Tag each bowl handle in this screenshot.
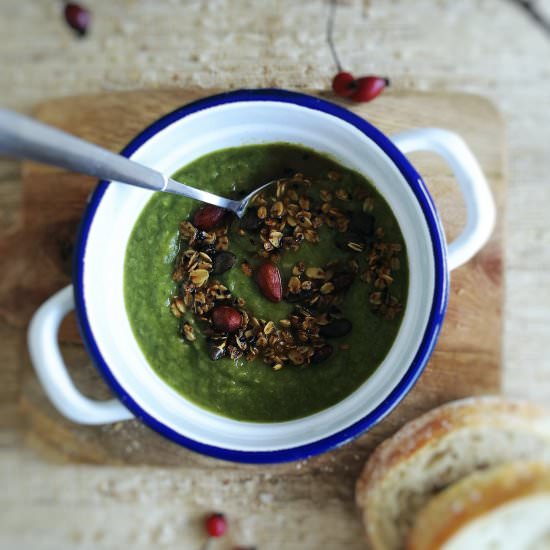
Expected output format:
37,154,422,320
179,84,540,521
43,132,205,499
391,128,496,271
27,285,133,424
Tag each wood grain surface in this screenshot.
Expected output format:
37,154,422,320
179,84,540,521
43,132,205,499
2,88,504,472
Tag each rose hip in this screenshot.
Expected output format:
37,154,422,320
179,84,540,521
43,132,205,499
205,512,227,537
332,71,356,97
332,71,390,103
64,2,91,36
349,76,390,103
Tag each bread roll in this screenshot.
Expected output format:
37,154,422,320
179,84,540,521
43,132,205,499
407,461,550,550
356,397,550,550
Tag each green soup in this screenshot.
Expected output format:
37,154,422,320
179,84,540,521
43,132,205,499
124,143,408,422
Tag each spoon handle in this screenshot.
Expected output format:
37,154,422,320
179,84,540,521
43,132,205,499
0,108,167,192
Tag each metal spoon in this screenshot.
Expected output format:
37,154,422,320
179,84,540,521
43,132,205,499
0,108,275,218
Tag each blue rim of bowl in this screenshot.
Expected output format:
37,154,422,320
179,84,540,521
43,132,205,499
73,88,449,464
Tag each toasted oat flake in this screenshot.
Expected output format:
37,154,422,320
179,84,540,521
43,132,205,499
174,297,186,313
182,323,196,342
288,350,305,365
269,230,283,248
320,189,332,202
241,261,252,277
305,267,325,279
179,221,196,239
170,301,183,318
298,196,310,210
315,313,330,325
363,197,375,212
216,235,229,251
336,219,349,233
286,215,298,227
304,229,318,243
347,242,365,253
236,335,248,351
349,259,360,273
288,276,301,294
320,282,335,295
251,317,260,328
203,232,217,245
335,188,349,201
190,268,209,287
284,188,297,202
271,201,285,218
292,262,305,275
172,267,185,282
297,214,312,228
370,292,383,305
186,251,198,266
373,272,389,289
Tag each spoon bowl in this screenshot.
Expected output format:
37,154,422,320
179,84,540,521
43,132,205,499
163,175,279,218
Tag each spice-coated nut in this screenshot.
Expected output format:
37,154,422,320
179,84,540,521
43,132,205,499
211,305,242,333
254,262,283,302
193,204,228,230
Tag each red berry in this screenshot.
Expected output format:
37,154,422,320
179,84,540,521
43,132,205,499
349,76,390,103
205,512,227,537
211,305,242,333
332,72,356,97
193,204,228,230
64,3,91,36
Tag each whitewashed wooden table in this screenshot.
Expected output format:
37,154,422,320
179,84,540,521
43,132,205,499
1,1,550,548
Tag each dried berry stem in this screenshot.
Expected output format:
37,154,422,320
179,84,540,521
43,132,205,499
327,0,343,72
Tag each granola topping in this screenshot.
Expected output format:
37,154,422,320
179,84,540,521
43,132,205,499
170,172,404,370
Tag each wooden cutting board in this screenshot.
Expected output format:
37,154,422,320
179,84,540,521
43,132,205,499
2,89,504,473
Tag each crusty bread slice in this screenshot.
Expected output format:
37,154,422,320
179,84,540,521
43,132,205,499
407,461,550,550
356,396,550,550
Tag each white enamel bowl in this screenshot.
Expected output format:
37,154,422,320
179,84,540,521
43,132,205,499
28,90,495,463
